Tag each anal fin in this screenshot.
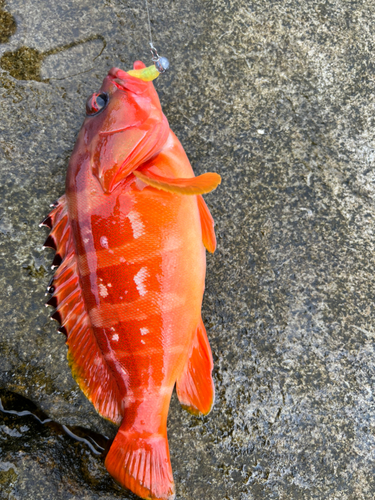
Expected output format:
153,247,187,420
43,196,123,425
176,318,215,416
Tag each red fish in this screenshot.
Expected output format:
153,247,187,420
42,61,221,500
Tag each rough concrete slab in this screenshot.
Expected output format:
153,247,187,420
1,0,375,498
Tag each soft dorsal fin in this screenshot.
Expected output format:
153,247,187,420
134,169,221,195
197,194,216,253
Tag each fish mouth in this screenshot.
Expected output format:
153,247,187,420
110,63,163,83
108,67,131,79
108,67,129,81
107,67,149,95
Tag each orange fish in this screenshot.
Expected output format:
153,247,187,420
42,61,221,500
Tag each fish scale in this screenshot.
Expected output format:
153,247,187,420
73,183,204,402
42,61,221,500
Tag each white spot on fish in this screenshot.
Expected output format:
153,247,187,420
123,392,136,408
141,340,145,344
160,293,186,312
98,284,108,297
93,355,101,366
119,256,126,263
134,267,148,296
140,327,149,336
163,235,181,252
112,333,119,341
107,283,112,287
135,177,147,191
100,236,109,248
127,211,144,239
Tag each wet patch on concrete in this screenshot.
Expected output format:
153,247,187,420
0,36,105,82
0,389,131,499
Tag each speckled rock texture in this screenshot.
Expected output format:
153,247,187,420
1,0,375,498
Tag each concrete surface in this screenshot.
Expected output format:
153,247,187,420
1,0,375,498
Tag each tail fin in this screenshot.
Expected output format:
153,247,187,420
105,427,175,500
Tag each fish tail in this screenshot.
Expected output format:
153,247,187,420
105,425,175,500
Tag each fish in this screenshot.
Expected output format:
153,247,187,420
41,60,221,500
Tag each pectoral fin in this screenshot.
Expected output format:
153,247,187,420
134,169,221,195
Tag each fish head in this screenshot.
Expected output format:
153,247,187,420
72,61,170,193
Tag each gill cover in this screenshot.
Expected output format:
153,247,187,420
69,61,169,193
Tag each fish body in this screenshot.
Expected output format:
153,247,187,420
43,61,220,500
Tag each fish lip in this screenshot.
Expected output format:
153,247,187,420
103,68,129,92
108,67,134,83
110,77,128,91
107,67,148,94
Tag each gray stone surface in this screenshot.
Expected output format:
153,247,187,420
1,0,375,498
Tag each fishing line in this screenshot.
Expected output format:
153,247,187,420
143,0,170,73
145,0,154,50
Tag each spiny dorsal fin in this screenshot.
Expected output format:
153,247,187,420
43,196,123,425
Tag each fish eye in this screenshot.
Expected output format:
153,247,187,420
86,92,109,116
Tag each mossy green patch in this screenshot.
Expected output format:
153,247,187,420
0,1,16,44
